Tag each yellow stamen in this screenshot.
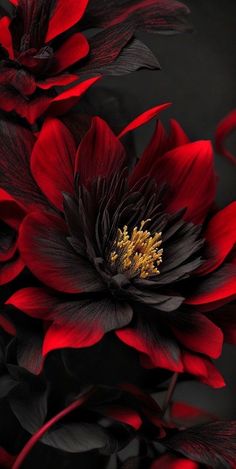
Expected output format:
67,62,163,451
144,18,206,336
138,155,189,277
109,219,163,279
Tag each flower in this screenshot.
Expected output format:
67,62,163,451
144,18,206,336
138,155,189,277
1,104,235,387
0,0,191,124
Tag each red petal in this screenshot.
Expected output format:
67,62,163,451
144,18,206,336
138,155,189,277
0,189,25,230
0,255,24,285
0,237,17,263
103,406,142,430
0,86,52,124
152,140,216,224
46,76,100,118
121,383,163,430
31,118,76,210
0,17,13,59
168,119,190,147
6,287,58,319
116,327,183,373
129,117,190,186
36,74,78,89
215,109,236,165
182,352,225,388
45,0,88,42
209,304,236,345
0,77,99,124
43,320,103,356
151,455,198,469
0,68,36,96
51,33,89,74
172,313,223,359
19,211,104,294
186,262,236,308
76,116,126,186
170,401,215,427
197,202,236,275
129,120,169,186
0,315,16,336
118,103,171,138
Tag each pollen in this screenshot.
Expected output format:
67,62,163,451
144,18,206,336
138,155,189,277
109,219,163,279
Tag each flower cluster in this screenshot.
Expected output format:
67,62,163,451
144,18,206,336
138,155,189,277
0,1,235,468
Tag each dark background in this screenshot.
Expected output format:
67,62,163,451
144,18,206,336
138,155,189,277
88,0,236,419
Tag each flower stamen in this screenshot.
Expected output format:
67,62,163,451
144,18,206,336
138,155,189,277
110,220,163,279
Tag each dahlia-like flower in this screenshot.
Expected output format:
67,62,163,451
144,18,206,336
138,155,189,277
0,104,235,387
0,0,190,124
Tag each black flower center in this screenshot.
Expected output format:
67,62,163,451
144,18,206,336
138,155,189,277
108,219,163,279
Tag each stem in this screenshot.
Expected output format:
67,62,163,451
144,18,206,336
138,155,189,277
162,372,178,415
13,392,93,469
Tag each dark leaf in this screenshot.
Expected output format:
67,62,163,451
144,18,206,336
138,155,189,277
165,421,236,467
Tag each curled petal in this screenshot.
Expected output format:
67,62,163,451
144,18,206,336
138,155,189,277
198,202,236,275
151,140,216,224
51,33,89,74
186,262,236,309
116,317,183,373
0,16,13,58
76,116,126,186
45,0,89,42
31,118,76,210
215,109,236,165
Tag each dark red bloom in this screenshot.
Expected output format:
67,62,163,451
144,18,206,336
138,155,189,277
0,0,191,124
1,105,235,387
0,188,25,285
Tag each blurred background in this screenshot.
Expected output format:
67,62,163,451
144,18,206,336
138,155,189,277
83,0,236,419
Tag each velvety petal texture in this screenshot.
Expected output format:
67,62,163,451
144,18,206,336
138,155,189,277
1,107,235,391
31,118,77,210
19,211,105,293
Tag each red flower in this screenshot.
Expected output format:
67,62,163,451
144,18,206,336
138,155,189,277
1,105,235,387
0,188,25,285
0,0,191,124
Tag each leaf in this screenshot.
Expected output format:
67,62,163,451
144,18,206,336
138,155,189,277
41,422,110,453
165,421,236,467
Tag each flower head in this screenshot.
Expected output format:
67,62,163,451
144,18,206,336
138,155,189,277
0,0,191,123
0,104,235,387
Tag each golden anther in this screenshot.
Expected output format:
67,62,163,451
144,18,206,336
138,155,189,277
109,220,163,279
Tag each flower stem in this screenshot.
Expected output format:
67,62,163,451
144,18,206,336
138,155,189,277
12,392,92,469
162,372,178,415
